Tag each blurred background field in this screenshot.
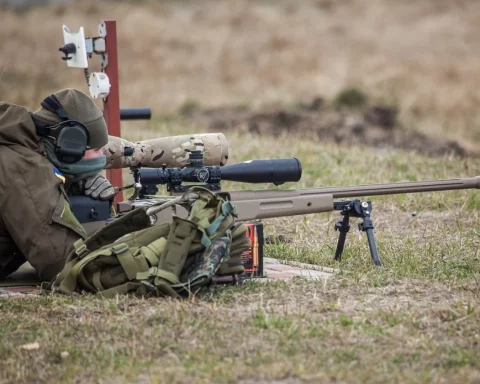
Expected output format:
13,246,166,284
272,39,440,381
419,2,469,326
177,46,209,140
1,0,480,152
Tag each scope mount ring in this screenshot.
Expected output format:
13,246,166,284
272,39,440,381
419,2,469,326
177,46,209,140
195,168,210,183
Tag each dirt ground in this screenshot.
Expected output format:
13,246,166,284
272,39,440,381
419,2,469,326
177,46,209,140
183,97,478,158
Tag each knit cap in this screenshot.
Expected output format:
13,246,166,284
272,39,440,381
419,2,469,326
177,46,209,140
33,88,108,148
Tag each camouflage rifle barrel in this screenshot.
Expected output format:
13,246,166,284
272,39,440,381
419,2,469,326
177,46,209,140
102,133,229,169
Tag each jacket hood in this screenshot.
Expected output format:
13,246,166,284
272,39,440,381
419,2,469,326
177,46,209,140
0,102,43,153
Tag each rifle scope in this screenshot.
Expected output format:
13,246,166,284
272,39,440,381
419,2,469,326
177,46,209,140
136,157,302,186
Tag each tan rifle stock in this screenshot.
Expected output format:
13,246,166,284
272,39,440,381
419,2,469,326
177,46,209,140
223,176,479,265
226,176,480,221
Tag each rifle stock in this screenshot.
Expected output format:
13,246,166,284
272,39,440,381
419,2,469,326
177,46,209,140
228,176,480,200
224,176,479,221
229,194,335,221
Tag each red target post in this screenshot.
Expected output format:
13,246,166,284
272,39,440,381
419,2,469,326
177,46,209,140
101,20,123,203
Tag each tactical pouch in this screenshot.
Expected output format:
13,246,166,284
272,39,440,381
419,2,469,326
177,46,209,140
45,187,251,299
173,235,231,294
217,222,251,276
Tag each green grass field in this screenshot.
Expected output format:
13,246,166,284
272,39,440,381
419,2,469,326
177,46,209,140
1,120,478,383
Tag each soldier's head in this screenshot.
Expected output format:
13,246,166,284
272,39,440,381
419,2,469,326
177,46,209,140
32,88,108,164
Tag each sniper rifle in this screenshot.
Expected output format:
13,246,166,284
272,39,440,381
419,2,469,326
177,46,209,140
70,151,479,267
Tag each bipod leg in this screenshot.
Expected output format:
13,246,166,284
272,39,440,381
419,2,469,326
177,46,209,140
334,209,351,262
357,202,382,266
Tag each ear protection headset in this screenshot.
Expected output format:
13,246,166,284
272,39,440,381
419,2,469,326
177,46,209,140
34,94,90,164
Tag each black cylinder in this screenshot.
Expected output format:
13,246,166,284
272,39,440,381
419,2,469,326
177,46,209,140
136,157,302,186
59,43,76,55
137,168,170,185
120,108,152,120
220,158,302,184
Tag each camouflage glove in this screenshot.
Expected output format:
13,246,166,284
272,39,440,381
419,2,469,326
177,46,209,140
84,175,116,200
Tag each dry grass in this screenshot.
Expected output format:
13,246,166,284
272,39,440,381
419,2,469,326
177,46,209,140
2,119,479,383
1,283,479,383
1,0,480,146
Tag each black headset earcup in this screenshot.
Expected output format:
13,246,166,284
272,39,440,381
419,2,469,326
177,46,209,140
37,95,90,163
55,124,89,164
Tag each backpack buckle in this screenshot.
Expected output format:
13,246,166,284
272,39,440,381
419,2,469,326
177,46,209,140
136,267,158,281
73,239,89,258
111,243,129,255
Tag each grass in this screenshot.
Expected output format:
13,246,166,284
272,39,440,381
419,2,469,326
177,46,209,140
1,1,480,382
1,119,479,383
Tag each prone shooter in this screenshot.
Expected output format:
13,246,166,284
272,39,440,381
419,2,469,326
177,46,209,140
0,88,249,293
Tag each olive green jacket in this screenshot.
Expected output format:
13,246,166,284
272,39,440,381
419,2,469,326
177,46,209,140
0,102,86,281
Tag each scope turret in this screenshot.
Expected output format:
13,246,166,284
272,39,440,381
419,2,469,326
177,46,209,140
135,157,302,193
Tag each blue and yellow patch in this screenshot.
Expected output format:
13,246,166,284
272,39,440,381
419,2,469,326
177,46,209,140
53,167,66,184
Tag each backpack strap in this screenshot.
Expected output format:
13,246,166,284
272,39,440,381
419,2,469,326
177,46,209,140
154,217,198,286
53,249,113,294
68,207,152,261
97,282,146,298
197,200,236,249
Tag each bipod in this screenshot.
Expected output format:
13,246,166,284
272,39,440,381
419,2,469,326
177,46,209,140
333,200,382,266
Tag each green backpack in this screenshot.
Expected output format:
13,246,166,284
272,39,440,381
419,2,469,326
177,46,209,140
46,187,251,298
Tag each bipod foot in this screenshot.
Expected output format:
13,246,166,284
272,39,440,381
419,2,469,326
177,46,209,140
333,200,382,266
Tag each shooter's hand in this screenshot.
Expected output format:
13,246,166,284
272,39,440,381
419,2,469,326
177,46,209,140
84,175,117,200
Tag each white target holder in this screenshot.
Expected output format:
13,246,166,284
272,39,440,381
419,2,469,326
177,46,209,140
61,25,89,68
60,24,111,99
